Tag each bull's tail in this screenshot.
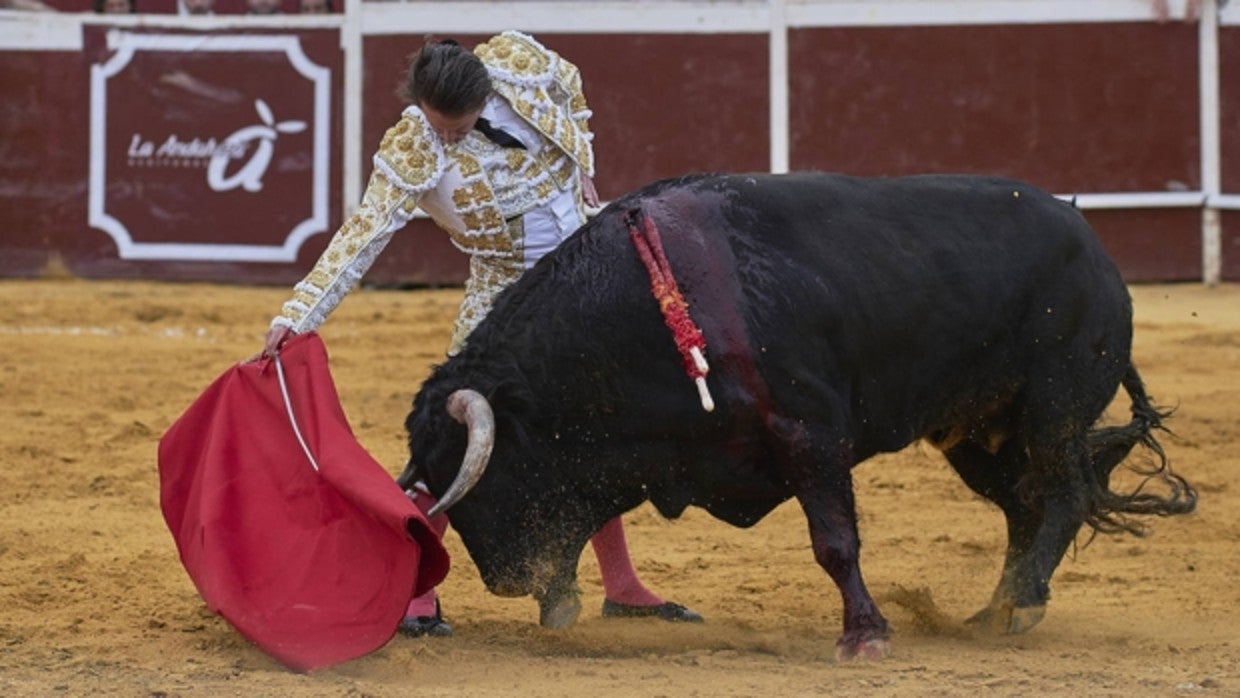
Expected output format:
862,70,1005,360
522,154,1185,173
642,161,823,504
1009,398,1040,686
1085,365,1197,536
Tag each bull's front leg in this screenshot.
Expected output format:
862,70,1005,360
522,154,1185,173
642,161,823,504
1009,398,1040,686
792,450,890,660
536,577,582,629
530,537,587,629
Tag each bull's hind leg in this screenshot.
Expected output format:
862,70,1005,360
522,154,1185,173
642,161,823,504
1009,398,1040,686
944,439,1046,633
945,431,1092,635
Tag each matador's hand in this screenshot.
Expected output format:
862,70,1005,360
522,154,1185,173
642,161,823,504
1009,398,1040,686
262,325,296,359
580,172,599,208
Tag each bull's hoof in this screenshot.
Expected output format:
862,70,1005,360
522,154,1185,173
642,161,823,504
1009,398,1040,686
834,637,891,662
966,603,1046,635
538,591,582,629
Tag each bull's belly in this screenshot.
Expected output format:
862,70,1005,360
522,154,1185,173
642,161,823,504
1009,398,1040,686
647,454,792,528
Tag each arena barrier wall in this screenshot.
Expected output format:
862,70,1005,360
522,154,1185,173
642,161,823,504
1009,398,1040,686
2,0,1238,285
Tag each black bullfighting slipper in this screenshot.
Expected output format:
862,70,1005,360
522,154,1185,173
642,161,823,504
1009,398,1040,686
397,601,454,638
601,599,705,623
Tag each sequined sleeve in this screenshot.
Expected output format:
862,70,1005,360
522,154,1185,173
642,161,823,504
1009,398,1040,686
271,109,445,333
555,54,594,148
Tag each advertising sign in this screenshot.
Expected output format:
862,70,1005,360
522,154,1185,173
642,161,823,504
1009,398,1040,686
89,31,330,262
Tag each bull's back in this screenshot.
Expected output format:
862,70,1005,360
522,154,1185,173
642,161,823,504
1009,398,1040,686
713,173,1107,295
649,173,1132,454
472,171,1130,448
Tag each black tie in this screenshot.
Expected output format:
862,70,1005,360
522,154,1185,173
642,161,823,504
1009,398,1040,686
474,116,526,150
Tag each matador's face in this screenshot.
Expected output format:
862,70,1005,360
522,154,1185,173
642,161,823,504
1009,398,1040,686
422,104,485,145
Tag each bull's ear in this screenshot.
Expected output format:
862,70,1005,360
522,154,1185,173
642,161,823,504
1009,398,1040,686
487,378,536,448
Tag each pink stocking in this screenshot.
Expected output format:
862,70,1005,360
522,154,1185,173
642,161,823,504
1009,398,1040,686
590,516,663,606
405,486,449,618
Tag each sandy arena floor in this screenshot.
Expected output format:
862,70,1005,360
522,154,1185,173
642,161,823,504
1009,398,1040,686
0,278,1236,697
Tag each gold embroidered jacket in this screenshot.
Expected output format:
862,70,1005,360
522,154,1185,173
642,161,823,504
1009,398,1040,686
272,31,595,351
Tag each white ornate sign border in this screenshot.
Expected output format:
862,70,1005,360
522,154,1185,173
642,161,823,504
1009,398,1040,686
89,32,330,262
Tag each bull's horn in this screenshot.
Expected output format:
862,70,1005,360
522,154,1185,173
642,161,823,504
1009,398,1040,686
427,389,495,518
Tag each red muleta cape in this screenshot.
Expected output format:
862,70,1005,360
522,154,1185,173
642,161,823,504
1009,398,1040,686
157,332,450,672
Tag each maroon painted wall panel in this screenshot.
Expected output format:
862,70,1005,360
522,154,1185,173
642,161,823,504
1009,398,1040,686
1223,211,1240,282
45,0,308,14
1,24,1230,285
1221,26,1240,193
547,33,770,198
0,52,87,278
790,24,1200,193
1220,24,1238,285
1084,208,1202,282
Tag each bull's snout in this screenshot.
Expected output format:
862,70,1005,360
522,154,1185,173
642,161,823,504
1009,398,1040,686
477,559,535,598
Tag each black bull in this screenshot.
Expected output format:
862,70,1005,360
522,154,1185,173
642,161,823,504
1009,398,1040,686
397,172,1196,658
